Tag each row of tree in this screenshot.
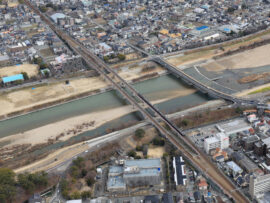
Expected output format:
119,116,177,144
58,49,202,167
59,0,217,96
0,168,48,203
60,157,94,200
103,53,126,63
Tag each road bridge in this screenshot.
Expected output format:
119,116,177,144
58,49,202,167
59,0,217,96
128,43,259,105
24,1,250,202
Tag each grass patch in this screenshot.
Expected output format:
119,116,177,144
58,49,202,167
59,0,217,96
248,86,270,95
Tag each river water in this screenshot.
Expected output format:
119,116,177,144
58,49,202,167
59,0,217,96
0,74,210,138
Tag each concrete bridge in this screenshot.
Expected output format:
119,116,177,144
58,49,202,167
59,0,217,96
128,42,259,105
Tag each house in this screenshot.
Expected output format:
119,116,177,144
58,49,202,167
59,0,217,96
197,177,208,190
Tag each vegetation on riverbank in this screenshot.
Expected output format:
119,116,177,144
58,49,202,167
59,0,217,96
248,86,270,95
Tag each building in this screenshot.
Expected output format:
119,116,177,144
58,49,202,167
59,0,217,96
231,151,259,173
262,137,270,149
162,193,173,203
173,156,187,187
197,177,208,190
28,194,42,203
204,132,229,154
218,120,250,136
243,135,260,151
107,158,162,191
123,159,162,187
226,161,243,178
66,200,82,203
107,175,126,192
266,153,270,166
254,141,265,156
50,13,66,23
0,55,10,66
250,174,270,199
1,74,24,84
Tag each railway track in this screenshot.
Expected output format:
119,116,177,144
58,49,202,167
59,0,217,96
24,1,250,202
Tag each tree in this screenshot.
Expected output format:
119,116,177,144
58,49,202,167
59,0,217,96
153,138,165,146
70,191,81,199
60,179,70,199
17,171,48,193
0,168,16,203
40,63,49,69
81,169,87,178
18,174,35,193
117,54,126,61
81,191,91,199
72,157,85,168
227,7,236,13
128,150,137,157
136,145,143,151
39,6,48,13
135,128,145,139
86,177,94,186
43,70,50,78
70,166,80,178
103,56,109,62
33,57,43,65
235,107,243,114
181,119,189,127
21,72,29,80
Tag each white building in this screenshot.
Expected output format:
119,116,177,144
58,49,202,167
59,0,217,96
226,161,243,177
204,132,229,154
250,174,270,199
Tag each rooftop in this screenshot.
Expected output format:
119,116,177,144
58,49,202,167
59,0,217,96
227,161,242,173
219,119,250,134
124,158,161,169
196,25,209,31
107,175,126,189
2,74,24,83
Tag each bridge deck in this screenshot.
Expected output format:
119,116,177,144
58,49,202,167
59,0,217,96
183,67,237,95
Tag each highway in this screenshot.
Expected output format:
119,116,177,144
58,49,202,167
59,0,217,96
24,0,250,202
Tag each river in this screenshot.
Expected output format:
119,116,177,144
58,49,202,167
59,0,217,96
0,74,210,138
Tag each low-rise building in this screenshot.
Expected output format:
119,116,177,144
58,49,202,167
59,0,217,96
204,132,229,154
107,158,162,191
173,156,187,188
226,161,243,178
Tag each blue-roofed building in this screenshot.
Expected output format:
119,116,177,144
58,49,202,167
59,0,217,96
190,25,211,36
173,156,187,187
196,25,209,31
2,74,24,84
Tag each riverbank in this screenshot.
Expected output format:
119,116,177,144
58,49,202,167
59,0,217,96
0,64,164,120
